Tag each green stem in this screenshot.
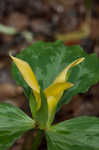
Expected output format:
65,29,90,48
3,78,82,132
31,129,43,150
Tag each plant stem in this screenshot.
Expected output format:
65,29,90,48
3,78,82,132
31,129,43,150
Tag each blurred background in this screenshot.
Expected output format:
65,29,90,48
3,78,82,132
0,0,99,149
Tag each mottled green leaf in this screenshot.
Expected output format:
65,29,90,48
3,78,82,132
46,117,99,150
0,103,35,150
11,41,99,111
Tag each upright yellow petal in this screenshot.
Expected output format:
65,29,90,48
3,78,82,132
44,82,73,114
47,96,57,124
54,57,85,84
44,57,85,124
44,82,73,99
44,57,84,112
44,82,73,112
10,56,40,93
45,82,73,125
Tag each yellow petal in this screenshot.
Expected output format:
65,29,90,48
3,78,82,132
46,82,73,125
10,56,40,93
47,96,57,113
44,82,73,113
44,82,73,108
44,82,73,99
47,96,57,124
54,57,85,84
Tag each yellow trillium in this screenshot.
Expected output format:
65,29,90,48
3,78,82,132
10,56,85,123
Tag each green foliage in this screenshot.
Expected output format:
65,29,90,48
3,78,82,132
11,41,99,111
1,41,99,150
46,117,99,150
0,103,35,150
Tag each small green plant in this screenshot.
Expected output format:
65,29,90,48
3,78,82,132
1,41,99,150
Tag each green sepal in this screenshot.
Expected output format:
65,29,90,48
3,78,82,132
46,116,99,150
29,91,37,119
0,102,35,150
36,89,48,129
